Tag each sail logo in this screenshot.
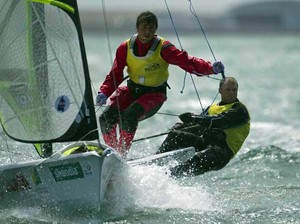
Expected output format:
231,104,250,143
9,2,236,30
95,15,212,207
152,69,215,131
55,95,70,112
49,162,84,182
17,94,30,107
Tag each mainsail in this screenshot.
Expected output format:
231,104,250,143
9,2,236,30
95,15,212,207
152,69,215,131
0,0,98,143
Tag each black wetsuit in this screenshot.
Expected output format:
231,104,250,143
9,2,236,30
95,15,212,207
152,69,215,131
156,100,250,177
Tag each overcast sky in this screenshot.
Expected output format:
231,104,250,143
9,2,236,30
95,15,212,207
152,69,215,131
78,0,261,15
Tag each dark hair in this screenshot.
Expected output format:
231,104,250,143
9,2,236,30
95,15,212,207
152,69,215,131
136,11,158,29
219,77,238,88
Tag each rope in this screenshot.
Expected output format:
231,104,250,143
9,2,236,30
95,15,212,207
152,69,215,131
157,112,178,117
187,0,225,79
187,0,216,61
165,0,226,112
164,0,205,112
164,0,188,93
133,123,206,142
164,0,183,50
101,0,114,69
100,0,124,146
133,131,170,142
186,0,226,107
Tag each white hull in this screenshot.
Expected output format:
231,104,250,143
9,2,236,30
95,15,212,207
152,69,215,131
0,143,194,210
0,142,126,210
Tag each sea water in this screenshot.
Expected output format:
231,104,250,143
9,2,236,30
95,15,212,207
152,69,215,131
1,33,300,223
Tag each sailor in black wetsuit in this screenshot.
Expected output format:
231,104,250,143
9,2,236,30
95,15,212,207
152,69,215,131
156,77,251,177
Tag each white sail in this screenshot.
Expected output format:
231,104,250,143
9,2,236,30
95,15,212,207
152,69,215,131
0,0,98,143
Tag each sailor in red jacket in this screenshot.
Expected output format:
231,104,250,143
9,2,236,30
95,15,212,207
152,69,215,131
96,11,224,156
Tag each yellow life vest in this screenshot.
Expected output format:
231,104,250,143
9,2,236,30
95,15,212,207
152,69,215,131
208,102,250,155
126,35,169,87
62,144,104,156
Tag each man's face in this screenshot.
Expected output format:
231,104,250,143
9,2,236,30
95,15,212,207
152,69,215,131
137,22,156,44
219,80,238,104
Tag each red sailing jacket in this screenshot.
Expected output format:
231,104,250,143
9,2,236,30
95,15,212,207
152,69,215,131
99,35,214,97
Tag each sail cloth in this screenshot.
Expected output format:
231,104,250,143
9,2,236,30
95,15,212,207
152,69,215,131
0,0,98,143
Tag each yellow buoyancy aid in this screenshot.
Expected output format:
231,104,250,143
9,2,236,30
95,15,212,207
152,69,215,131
126,35,169,87
208,102,250,155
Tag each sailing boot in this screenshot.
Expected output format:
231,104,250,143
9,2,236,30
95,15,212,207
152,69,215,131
102,126,118,149
117,130,135,156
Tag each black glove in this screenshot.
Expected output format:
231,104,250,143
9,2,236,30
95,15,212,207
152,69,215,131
192,115,211,128
178,112,194,124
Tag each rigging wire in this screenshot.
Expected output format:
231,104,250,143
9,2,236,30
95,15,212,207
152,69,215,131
100,0,124,137
157,112,178,117
187,0,225,79
159,0,224,117
186,0,226,110
101,0,114,72
164,0,183,50
164,0,205,112
164,0,188,94
187,0,217,62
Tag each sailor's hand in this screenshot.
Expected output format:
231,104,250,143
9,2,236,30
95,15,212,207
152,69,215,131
212,61,225,74
178,112,194,124
193,115,211,128
171,122,185,130
96,92,107,106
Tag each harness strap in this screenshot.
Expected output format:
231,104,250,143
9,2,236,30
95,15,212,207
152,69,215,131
129,35,162,57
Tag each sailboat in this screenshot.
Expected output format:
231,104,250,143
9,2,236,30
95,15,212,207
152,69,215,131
0,0,130,210
0,0,195,210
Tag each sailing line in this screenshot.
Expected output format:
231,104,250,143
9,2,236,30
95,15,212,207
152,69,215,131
100,0,124,135
187,0,225,79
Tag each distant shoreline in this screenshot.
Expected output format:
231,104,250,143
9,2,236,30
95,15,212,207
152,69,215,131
79,1,300,33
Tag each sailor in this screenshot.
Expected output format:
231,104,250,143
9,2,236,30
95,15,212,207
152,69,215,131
96,11,224,156
156,77,250,177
